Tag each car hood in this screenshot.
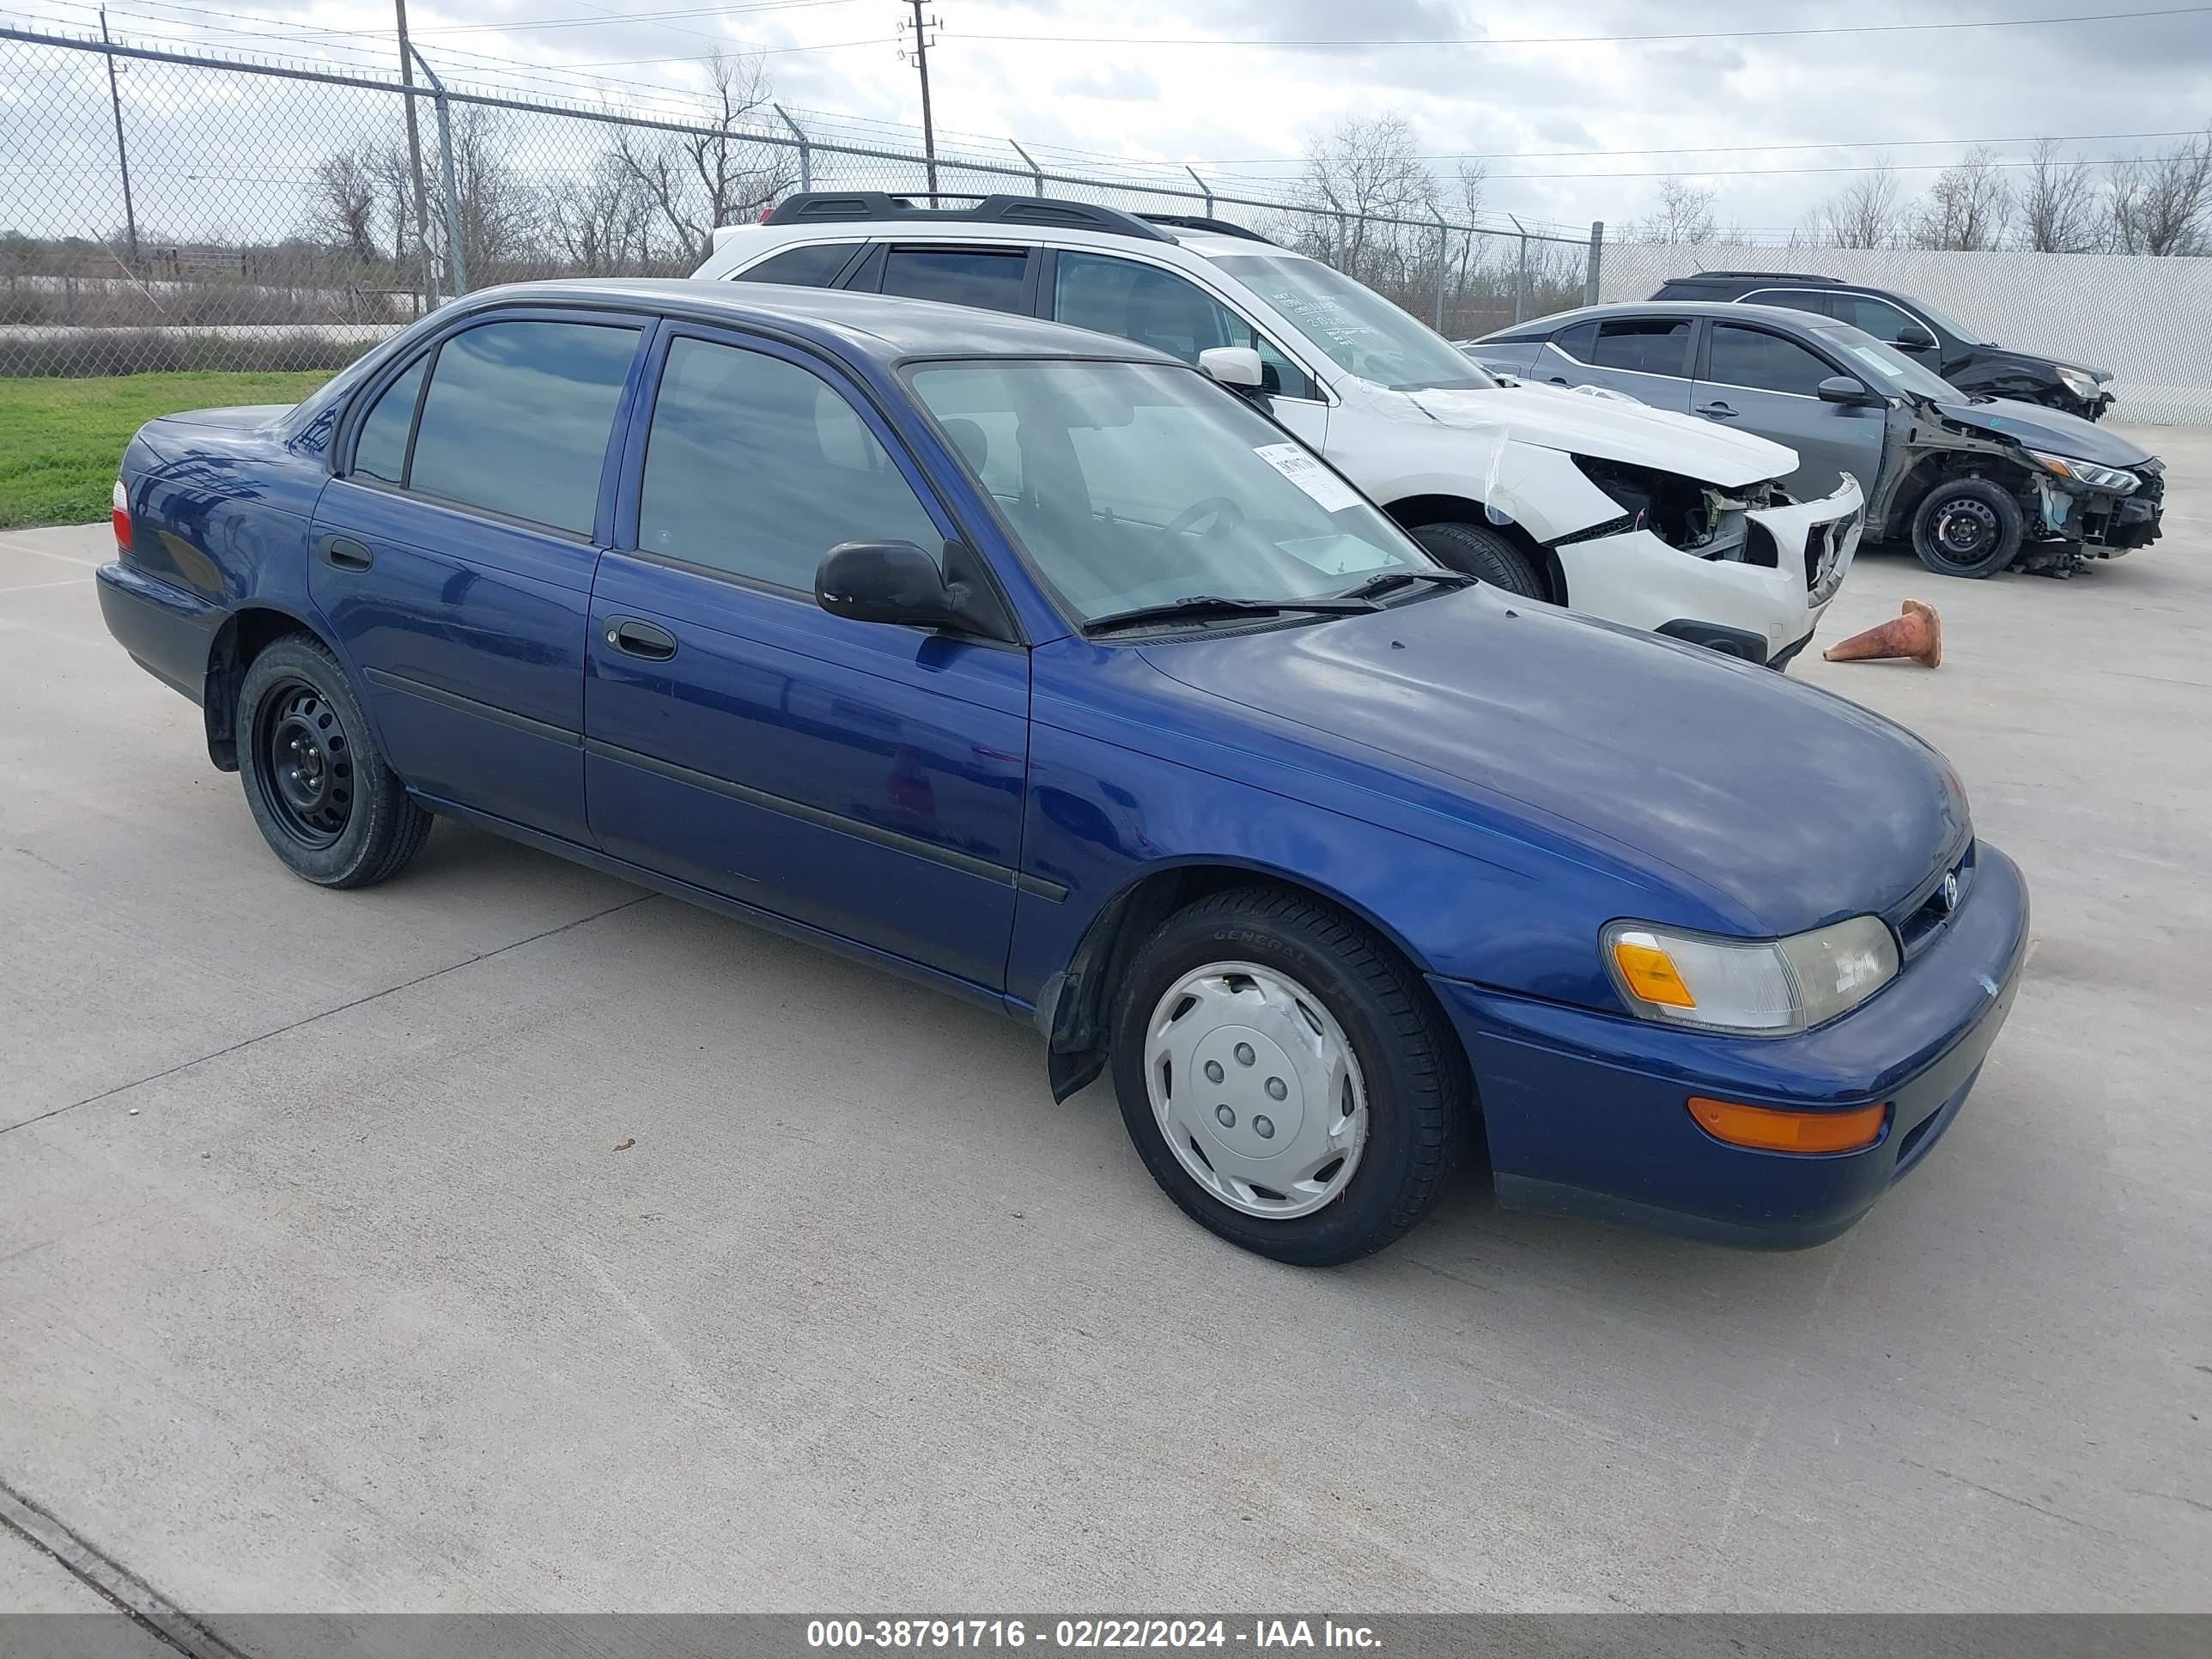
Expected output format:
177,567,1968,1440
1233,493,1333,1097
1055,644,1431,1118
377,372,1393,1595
1931,398,2153,466
1972,343,2112,383
1140,590,1968,936
1390,382,1796,489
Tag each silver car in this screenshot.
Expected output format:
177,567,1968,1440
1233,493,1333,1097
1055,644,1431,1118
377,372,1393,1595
1465,302,2165,580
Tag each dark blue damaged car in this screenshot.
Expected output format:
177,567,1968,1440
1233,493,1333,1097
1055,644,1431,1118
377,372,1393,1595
97,279,2028,1264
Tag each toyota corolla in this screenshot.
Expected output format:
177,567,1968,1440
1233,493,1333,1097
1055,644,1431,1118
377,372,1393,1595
96,280,2027,1263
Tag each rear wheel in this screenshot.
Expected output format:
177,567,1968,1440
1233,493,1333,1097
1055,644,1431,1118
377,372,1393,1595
1910,477,2024,579
1410,520,1546,600
1108,885,1468,1266
237,634,431,888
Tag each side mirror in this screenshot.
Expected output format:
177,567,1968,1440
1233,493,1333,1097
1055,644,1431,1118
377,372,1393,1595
1198,345,1265,393
1893,325,1937,353
1817,374,1881,407
815,540,1011,639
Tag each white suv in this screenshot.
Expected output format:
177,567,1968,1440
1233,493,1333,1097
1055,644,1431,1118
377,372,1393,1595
692,194,1862,667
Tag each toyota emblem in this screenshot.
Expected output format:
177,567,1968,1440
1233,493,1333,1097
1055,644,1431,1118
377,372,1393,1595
1939,872,1961,913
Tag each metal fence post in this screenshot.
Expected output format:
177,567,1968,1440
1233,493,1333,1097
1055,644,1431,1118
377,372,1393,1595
409,47,465,296
775,104,810,193
1510,215,1529,325
1431,207,1449,331
1319,185,1346,269
1010,140,1044,196
1584,221,1604,307
1186,166,1214,218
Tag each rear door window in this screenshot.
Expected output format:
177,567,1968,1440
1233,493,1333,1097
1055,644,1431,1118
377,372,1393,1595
1746,289,1838,319
732,242,863,287
878,246,1031,313
1588,318,1692,377
1705,324,1835,397
350,356,425,485
404,319,641,536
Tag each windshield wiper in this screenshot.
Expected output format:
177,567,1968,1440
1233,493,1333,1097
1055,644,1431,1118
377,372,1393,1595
1336,568,1480,602
1082,592,1380,635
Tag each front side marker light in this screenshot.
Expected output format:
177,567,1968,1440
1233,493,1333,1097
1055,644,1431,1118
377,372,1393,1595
1612,937,1695,1007
1689,1097,1889,1154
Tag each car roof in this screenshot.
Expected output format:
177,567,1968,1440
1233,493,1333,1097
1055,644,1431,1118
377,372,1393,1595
708,215,1304,271
1483,300,1845,336
441,276,1186,368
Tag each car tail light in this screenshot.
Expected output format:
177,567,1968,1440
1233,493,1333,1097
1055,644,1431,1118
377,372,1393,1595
1687,1097,1888,1155
112,478,131,550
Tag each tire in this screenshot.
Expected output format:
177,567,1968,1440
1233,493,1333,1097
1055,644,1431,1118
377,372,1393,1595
1107,884,1469,1266
1409,520,1547,600
1910,477,2025,579
235,633,432,888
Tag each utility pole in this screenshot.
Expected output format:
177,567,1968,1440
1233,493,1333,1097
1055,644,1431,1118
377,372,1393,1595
898,2,940,206
394,0,434,310
99,11,138,264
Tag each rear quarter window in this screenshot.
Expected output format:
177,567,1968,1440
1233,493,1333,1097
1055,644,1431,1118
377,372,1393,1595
732,242,862,287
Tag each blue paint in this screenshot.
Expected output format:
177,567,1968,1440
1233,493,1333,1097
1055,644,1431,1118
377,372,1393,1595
97,278,2030,1247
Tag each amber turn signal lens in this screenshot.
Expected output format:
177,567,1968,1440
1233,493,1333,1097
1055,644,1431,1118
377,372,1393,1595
1613,939,1697,1007
1687,1097,1889,1154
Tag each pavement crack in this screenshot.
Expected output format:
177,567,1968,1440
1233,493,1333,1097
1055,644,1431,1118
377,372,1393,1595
1,892,654,1137
1,1475,255,1658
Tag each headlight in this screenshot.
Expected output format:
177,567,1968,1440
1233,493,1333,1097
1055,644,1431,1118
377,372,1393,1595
2030,450,2137,493
2055,366,2102,400
1603,917,1899,1036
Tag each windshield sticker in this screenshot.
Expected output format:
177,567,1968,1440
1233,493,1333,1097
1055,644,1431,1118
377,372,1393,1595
1255,442,1364,513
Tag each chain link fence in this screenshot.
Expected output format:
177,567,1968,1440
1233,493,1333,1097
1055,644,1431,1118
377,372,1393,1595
1,25,1599,383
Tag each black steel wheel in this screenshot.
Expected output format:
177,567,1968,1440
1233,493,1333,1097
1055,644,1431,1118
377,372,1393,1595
1910,478,2025,580
236,634,433,888
252,678,355,849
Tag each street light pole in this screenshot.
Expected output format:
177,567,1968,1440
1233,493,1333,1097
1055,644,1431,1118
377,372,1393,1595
99,10,139,264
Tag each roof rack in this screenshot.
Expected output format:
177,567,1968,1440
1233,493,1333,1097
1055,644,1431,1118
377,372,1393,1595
1133,213,1278,246
1684,269,1843,281
761,191,1175,242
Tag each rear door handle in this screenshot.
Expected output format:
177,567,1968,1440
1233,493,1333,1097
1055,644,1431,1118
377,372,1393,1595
603,617,678,661
1693,401,1738,419
322,535,374,570
1547,375,1570,386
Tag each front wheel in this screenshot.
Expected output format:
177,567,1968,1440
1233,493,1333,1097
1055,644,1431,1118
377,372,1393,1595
1910,477,2025,579
1109,886,1469,1265
1409,520,1546,600
237,634,433,888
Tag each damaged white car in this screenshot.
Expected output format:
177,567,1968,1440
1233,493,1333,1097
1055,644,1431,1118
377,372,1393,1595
693,194,1862,667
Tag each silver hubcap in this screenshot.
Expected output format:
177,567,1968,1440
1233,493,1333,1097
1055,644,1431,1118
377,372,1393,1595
1145,961,1368,1220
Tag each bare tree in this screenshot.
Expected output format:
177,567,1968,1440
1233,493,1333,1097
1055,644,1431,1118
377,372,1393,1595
2016,138,2105,252
2106,125,2212,255
1632,178,1718,245
615,50,797,269
550,150,657,276
1803,166,1905,248
1297,112,1439,281
1911,146,2014,250
310,145,381,264
441,107,542,284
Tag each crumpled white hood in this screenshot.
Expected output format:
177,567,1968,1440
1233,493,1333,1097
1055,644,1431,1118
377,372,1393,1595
1395,381,1798,489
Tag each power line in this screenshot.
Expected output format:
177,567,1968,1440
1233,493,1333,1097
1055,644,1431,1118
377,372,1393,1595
950,6,2212,50
1208,128,2211,166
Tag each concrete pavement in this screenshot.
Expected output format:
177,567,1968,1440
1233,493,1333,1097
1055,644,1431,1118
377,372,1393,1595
1,430,2207,1623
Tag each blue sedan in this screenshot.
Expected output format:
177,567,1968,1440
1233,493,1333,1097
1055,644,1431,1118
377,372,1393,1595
96,279,2027,1263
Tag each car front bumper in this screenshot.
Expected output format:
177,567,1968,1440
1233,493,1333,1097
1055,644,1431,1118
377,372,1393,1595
1550,478,1863,665
1429,842,2028,1249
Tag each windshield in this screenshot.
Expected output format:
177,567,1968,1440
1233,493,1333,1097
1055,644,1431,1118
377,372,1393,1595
1212,253,1496,392
907,359,1433,628
1908,299,1994,346
1817,325,1961,401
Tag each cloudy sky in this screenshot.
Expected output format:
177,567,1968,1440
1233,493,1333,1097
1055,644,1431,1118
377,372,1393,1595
9,0,2212,237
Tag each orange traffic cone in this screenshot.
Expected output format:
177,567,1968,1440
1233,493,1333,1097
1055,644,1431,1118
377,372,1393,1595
1823,599,1942,668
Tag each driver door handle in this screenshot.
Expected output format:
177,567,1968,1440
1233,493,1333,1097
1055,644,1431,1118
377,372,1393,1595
1693,400,1738,419
603,617,678,661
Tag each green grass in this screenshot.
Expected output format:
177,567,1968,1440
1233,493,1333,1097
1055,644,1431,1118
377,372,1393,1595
0,371,333,530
